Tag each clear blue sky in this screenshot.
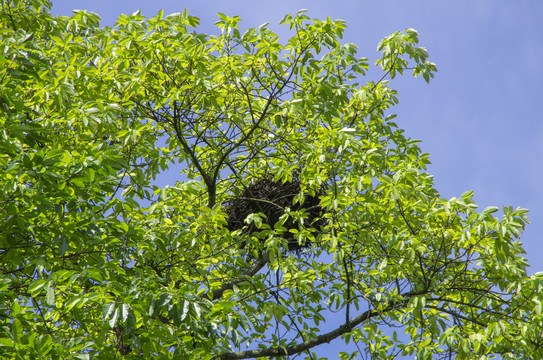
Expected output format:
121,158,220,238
51,0,543,355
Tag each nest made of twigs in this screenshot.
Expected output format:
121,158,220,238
224,174,327,252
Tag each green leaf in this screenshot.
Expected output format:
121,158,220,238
158,293,172,310
0,338,14,348
121,303,130,322
11,318,22,342
179,300,190,321
45,283,55,306
28,280,47,296
483,206,499,214
59,237,69,255
461,190,474,199
11,302,21,316
378,258,388,272
102,303,116,321
109,308,120,328
65,296,82,310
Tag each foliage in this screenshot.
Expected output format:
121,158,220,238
1,1,542,359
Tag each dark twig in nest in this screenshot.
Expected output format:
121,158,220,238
224,174,327,252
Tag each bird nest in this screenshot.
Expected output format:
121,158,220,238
224,174,327,252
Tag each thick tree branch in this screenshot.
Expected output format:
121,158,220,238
214,302,402,360
171,101,217,207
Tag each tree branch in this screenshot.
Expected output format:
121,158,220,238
425,304,487,328
214,303,399,360
205,252,270,301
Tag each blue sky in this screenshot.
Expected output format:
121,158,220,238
51,0,543,355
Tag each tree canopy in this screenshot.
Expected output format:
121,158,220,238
1,1,542,359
